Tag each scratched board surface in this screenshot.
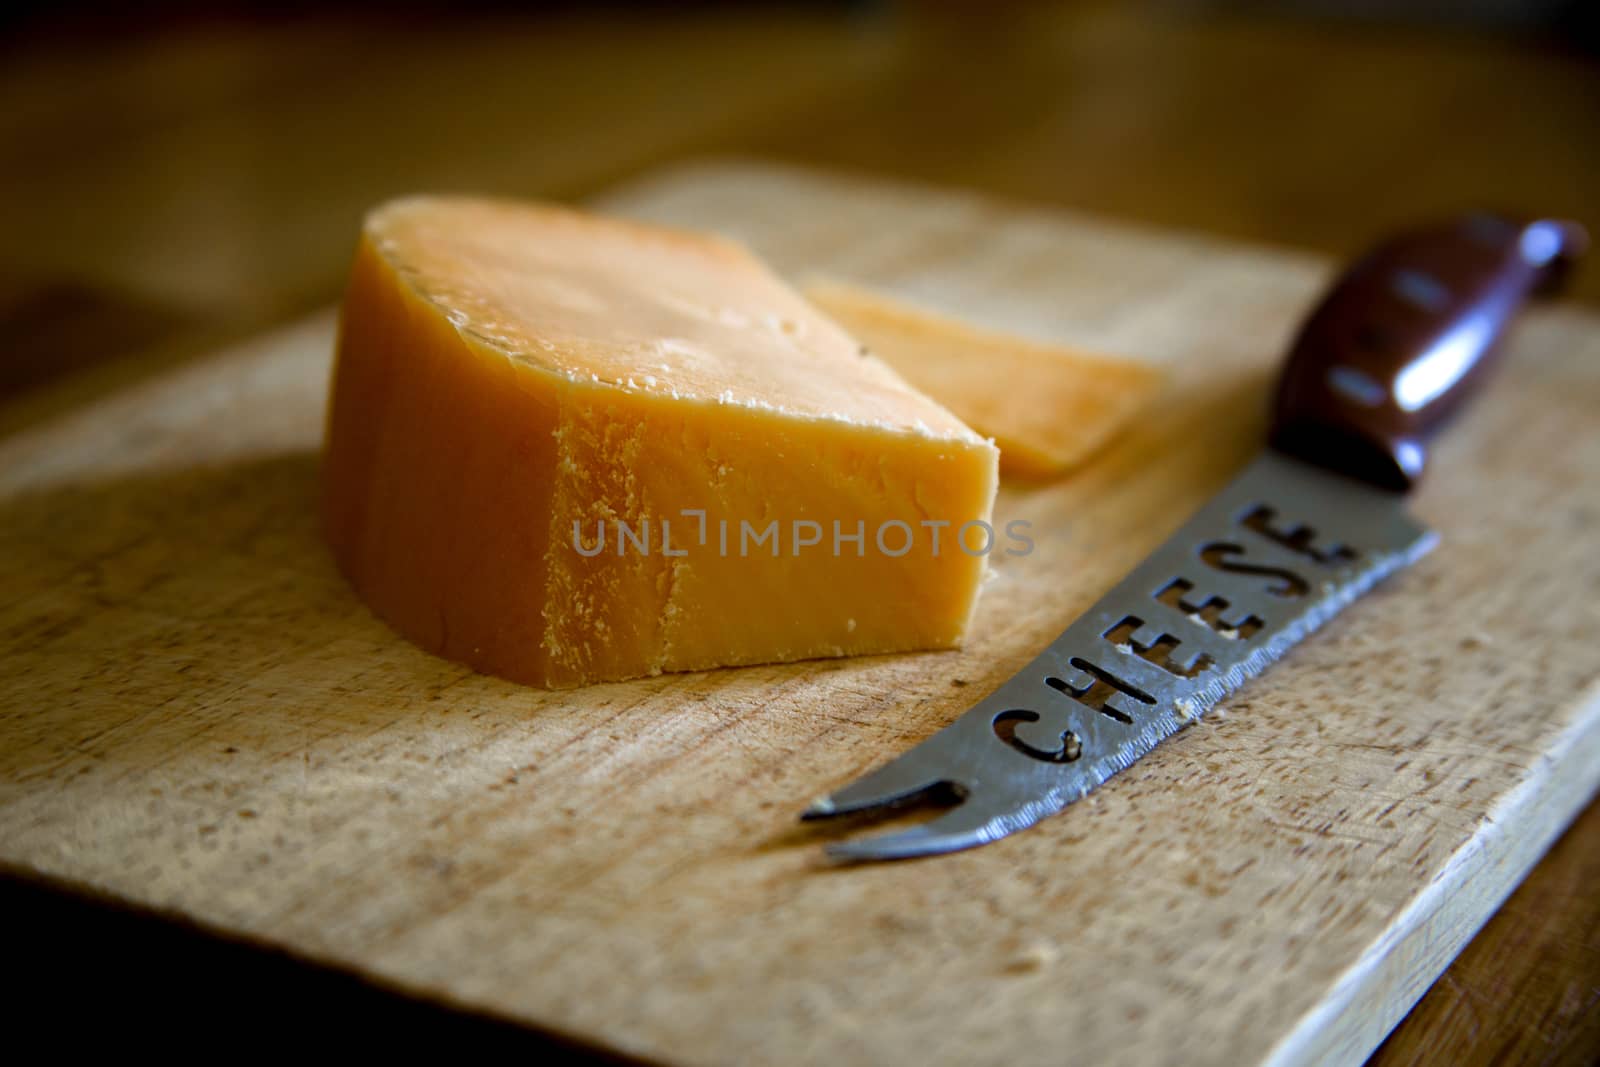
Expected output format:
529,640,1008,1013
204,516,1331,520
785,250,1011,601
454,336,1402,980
2,163,1598,1066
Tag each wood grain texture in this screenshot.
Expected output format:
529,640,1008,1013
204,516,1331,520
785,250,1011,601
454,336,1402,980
2,163,1598,1066
1368,799,1600,1066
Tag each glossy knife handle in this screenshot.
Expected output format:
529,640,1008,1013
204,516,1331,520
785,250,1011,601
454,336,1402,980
1269,214,1587,491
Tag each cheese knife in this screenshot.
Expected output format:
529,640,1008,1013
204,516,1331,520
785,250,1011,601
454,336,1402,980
802,213,1588,861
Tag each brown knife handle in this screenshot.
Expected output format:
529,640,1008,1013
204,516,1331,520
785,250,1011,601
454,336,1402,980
1268,213,1587,491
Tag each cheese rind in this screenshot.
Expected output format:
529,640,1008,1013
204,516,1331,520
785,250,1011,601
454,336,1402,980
322,197,999,688
804,279,1164,479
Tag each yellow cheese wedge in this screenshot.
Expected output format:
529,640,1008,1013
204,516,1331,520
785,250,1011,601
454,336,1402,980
322,197,999,689
804,280,1164,480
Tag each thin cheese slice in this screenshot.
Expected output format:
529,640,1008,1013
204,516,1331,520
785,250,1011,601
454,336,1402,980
322,197,999,689
804,279,1164,479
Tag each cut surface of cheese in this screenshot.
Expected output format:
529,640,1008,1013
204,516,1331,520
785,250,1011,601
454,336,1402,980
804,279,1164,479
322,196,999,688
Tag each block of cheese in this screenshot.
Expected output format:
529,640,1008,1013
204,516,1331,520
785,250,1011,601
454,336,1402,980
322,197,999,689
804,279,1164,480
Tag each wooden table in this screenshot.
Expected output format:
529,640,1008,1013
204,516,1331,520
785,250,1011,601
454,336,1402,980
2,3,1596,1061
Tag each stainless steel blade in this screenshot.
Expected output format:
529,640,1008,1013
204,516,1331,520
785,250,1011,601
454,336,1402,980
803,451,1436,861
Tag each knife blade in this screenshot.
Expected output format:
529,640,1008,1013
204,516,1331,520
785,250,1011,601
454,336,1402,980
802,213,1587,861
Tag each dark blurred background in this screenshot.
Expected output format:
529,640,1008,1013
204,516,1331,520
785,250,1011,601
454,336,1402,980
3,1,1597,1062
3,0,1598,429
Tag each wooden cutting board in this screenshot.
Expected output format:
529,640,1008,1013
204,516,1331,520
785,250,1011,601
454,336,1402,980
2,163,1597,1066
